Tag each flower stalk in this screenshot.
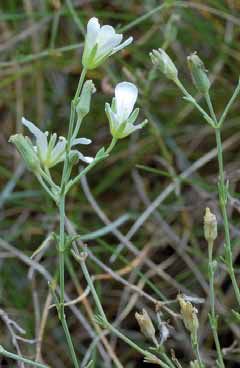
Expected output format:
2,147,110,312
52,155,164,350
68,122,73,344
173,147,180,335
71,249,170,368
204,207,225,368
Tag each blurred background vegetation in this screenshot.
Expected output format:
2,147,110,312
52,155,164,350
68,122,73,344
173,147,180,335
1,0,240,367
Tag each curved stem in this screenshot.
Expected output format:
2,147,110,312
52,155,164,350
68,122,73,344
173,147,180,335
0,345,49,368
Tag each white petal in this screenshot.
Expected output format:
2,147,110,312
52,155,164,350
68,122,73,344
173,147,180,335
86,17,100,49
78,152,94,163
50,140,66,163
111,36,133,55
72,138,92,146
22,117,48,158
115,82,138,122
96,26,122,58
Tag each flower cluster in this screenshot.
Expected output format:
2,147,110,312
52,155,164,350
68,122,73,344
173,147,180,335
10,17,146,177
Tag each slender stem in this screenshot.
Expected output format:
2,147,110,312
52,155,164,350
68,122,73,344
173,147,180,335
208,241,225,368
73,251,170,368
191,337,204,368
106,322,169,368
215,128,240,306
36,174,57,202
175,79,215,128
39,168,59,190
59,196,65,305
62,67,87,186
106,137,117,155
65,137,116,193
0,345,49,368
204,93,240,307
57,195,79,368
218,78,240,127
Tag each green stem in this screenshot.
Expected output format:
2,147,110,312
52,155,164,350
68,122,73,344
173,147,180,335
205,93,240,307
65,137,116,194
175,79,215,128
58,195,79,368
73,251,170,368
106,137,117,155
62,67,87,186
36,174,57,202
208,241,225,368
215,128,240,306
218,78,240,127
68,67,87,143
192,337,204,368
0,345,49,368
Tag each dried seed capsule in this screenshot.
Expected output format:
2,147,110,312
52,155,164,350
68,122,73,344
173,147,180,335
135,309,156,344
204,207,218,243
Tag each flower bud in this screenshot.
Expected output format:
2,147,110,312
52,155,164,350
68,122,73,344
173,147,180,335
204,207,217,243
150,48,178,82
9,134,40,172
178,295,199,339
135,309,156,344
187,52,210,94
76,80,96,120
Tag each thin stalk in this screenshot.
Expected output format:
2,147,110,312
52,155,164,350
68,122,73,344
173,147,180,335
72,251,170,368
0,345,49,368
205,92,240,307
106,137,117,154
66,137,117,193
57,195,79,368
208,241,225,368
61,67,87,186
215,128,240,306
175,79,215,128
36,174,57,202
191,337,204,368
69,67,87,141
218,78,240,127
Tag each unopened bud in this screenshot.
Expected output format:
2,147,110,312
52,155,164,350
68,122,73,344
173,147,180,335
150,48,178,82
204,207,217,243
76,80,96,120
9,134,40,172
187,52,210,94
135,309,156,344
178,295,199,339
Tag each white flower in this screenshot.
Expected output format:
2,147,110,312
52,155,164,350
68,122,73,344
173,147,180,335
105,82,147,139
82,17,133,70
22,117,93,168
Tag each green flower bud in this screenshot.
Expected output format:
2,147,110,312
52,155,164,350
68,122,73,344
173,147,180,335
9,134,40,172
187,52,210,94
150,48,178,82
76,80,96,120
